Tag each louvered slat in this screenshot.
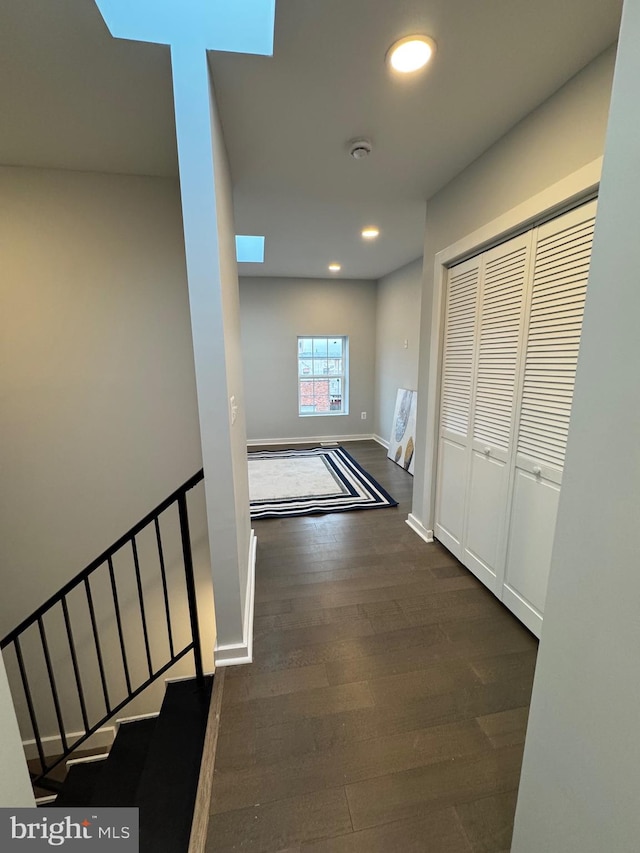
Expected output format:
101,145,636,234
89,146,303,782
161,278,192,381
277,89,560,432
440,261,480,437
472,238,528,451
517,203,596,469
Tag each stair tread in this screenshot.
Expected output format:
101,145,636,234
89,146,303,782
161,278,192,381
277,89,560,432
136,676,214,853
90,718,157,807
50,674,213,852
54,760,105,807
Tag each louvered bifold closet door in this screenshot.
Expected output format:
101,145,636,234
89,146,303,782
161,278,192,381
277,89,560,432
462,233,531,591
434,256,480,559
503,199,597,636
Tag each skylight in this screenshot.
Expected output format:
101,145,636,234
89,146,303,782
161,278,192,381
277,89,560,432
235,235,265,263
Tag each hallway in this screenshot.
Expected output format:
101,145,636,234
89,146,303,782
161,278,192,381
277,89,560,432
207,441,537,852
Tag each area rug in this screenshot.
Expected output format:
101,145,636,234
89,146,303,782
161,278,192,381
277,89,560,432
248,446,398,519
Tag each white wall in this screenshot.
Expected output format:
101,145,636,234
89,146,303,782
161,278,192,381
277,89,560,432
239,277,377,442
412,45,616,530
0,165,204,632
0,164,216,749
512,2,640,847
0,654,34,807
374,259,422,444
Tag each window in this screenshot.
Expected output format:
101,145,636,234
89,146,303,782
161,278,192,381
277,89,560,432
298,337,348,416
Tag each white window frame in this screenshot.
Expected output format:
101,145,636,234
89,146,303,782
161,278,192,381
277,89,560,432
297,336,349,417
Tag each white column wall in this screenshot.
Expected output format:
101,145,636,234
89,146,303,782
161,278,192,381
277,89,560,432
0,654,34,807
512,0,640,848
171,46,252,659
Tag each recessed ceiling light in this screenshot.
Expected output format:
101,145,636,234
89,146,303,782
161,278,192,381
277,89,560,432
328,263,341,272
386,35,436,74
362,227,380,240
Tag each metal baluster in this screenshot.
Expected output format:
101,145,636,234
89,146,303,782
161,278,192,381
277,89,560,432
132,537,153,679
37,615,68,754
84,576,111,715
154,516,175,659
107,556,132,695
60,596,89,735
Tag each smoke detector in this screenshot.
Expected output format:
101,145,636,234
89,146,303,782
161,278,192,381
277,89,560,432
348,138,373,160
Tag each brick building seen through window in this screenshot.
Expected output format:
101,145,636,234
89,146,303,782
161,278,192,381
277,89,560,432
298,337,348,415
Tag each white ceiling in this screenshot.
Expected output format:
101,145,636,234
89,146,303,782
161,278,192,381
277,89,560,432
0,0,622,280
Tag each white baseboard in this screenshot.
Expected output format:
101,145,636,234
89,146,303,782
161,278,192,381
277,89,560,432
23,725,116,761
214,529,257,667
373,434,390,449
406,513,434,544
247,434,374,447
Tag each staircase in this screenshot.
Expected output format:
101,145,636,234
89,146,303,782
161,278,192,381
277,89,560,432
1,468,221,852
52,676,217,852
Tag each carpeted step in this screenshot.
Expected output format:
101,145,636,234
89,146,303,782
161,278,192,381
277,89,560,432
54,759,105,807
136,676,214,853
90,717,158,807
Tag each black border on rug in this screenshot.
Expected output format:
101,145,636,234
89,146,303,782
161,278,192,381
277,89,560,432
247,446,399,519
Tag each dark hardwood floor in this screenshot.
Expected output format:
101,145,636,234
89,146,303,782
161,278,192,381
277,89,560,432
206,441,537,853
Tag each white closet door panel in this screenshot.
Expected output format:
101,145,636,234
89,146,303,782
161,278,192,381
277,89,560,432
436,256,480,555
463,451,508,592
463,233,529,584
439,259,480,439
472,235,529,453
433,197,597,639
434,438,468,558
516,200,596,471
503,468,561,638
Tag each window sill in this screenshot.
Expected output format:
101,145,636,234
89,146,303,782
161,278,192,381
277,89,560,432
298,412,349,418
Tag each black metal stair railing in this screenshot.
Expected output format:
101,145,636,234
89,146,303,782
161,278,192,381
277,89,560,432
0,469,206,793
